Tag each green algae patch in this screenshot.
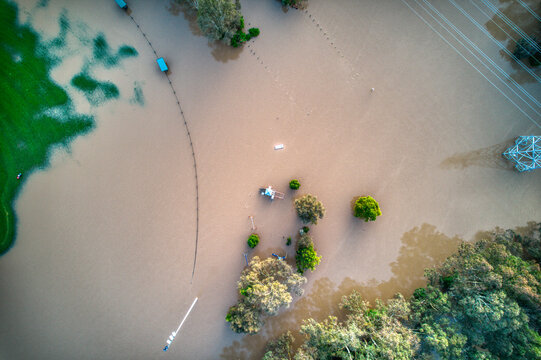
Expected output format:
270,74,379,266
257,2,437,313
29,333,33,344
0,0,95,254
71,72,119,105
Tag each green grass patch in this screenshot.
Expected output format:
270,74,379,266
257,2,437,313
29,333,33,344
0,0,95,254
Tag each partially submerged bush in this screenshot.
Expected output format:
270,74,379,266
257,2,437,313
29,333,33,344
281,0,306,8
248,27,260,38
353,195,382,222
262,331,295,360
197,0,242,41
296,234,321,274
247,233,260,248
226,256,307,333
289,179,300,190
295,194,325,224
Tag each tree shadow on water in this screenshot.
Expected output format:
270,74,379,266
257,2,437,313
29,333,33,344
484,0,541,84
209,40,243,63
167,0,203,37
440,138,517,171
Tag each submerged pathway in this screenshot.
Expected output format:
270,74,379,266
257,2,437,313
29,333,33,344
125,10,200,282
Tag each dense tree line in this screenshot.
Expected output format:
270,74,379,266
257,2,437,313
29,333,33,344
263,223,541,359
179,0,259,46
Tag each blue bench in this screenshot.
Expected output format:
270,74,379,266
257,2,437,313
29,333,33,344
115,0,127,9
157,58,169,72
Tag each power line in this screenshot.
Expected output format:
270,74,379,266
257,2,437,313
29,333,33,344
454,0,541,85
416,0,541,122
516,0,541,23
400,0,540,127
479,0,541,53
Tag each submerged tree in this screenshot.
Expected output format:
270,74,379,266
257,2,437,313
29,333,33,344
225,299,263,334
262,331,295,360
197,0,241,41
226,256,306,334
295,194,325,224
296,292,419,360
411,224,541,359
295,234,321,275
263,223,541,359
353,195,381,222
281,0,307,9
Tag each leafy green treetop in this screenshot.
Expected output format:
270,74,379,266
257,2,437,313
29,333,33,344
295,292,419,360
262,331,295,360
226,256,307,334
411,225,541,359
289,179,301,190
196,0,242,41
295,234,321,275
247,233,260,248
353,195,382,222
295,194,325,224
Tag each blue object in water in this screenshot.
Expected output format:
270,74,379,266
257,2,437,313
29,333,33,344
115,0,128,9
157,58,168,72
163,345,169,352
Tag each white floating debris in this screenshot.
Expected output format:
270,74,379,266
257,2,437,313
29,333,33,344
274,144,284,150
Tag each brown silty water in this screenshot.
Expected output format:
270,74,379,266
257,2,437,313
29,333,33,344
0,0,540,359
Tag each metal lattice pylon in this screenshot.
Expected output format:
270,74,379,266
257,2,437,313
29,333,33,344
503,136,541,172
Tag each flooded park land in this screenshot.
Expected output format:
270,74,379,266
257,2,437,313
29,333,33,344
0,0,540,359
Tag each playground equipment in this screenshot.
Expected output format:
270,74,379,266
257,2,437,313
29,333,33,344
272,253,286,260
503,136,540,172
259,186,285,200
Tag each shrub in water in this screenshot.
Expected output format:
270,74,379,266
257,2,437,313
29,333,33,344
286,237,292,246
248,27,260,38
247,233,260,248
289,179,300,190
295,194,325,224
302,226,310,234
353,196,382,222
295,234,321,274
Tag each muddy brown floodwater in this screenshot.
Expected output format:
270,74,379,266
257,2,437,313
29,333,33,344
0,0,540,359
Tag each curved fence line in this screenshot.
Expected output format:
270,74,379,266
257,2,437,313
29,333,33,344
128,13,200,283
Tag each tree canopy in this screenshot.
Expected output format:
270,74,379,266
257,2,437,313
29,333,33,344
353,196,381,222
296,292,419,360
295,194,325,224
263,223,541,359
226,256,306,334
295,234,321,275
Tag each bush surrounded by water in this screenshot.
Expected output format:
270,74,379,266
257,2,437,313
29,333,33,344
289,179,301,190
353,195,382,222
247,233,260,248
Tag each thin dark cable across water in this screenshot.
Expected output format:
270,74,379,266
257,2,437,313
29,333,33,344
128,13,200,283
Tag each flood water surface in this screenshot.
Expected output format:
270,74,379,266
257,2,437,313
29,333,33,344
0,0,540,359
